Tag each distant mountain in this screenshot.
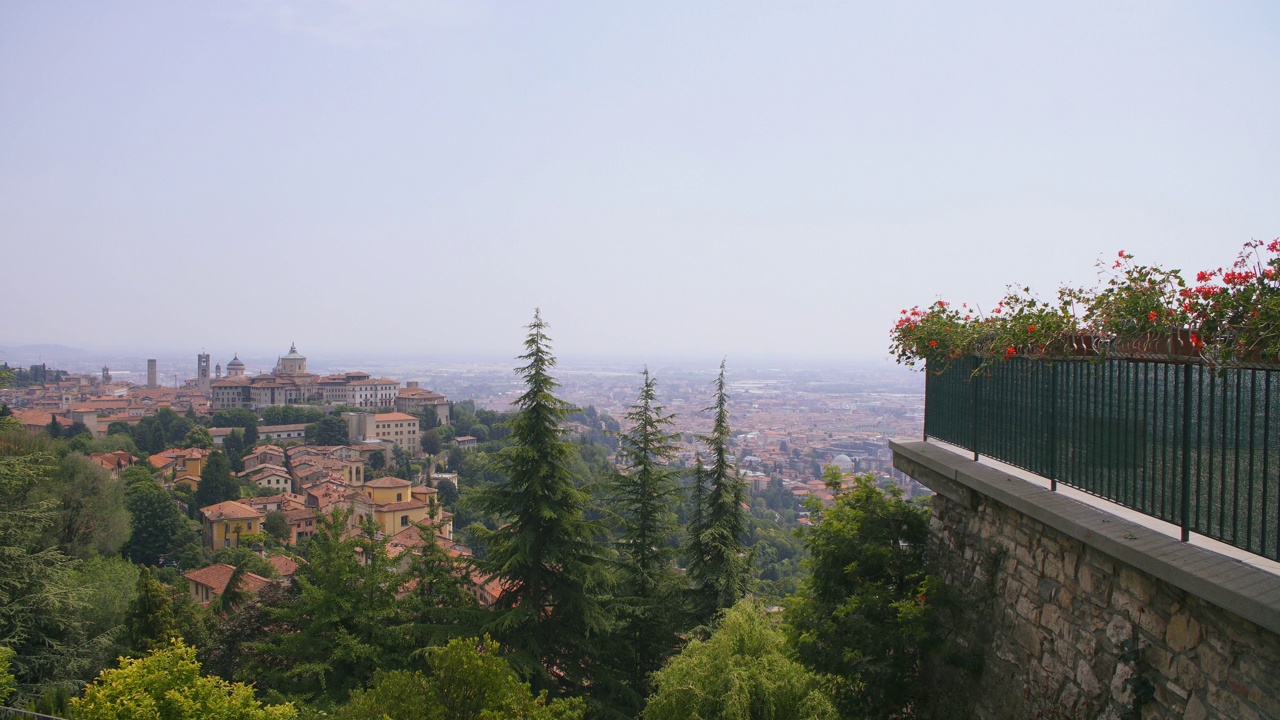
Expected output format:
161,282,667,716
0,343,94,365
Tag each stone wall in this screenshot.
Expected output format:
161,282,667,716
892,441,1280,720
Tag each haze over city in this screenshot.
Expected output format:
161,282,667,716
4,1,1278,362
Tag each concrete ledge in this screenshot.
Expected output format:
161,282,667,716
892,439,1280,636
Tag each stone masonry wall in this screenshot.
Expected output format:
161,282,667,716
929,489,1280,719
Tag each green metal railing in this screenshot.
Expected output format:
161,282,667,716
924,356,1280,560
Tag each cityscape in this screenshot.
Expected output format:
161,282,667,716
2,2,1277,719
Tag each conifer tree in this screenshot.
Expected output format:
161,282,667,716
472,309,605,694
686,360,749,625
607,368,682,698
194,451,237,510
125,567,179,655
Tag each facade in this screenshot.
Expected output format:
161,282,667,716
344,412,419,455
395,382,450,425
200,500,266,549
351,476,440,536
209,344,401,411
184,563,272,606
258,423,308,442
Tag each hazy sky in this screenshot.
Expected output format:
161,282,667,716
2,1,1277,364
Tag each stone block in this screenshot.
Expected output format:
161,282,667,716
1063,550,1080,580
1120,566,1157,603
1105,615,1133,647
1175,653,1204,692
1183,694,1208,720
1198,645,1229,683
1110,661,1135,705
1076,658,1102,698
1166,612,1204,653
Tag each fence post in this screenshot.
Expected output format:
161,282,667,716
971,362,979,461
1181,362,1192,543
1050,362,1058,491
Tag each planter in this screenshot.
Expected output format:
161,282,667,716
1104,330,1203,362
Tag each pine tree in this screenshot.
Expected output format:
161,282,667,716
125,567,178,655
194,451,237,511
686,360,748,625
607,368,683,699
472,309,605,694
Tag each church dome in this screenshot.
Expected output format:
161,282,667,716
282,342,305,360
227,355,245,368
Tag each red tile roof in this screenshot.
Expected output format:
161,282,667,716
200,501,263,521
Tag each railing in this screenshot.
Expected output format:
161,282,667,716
924,356,1280,560
0,708,66,719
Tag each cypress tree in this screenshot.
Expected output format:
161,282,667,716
194,451,237,511
607,368,683,700
472,309,605,694
125,567,178,654
686,360,748,625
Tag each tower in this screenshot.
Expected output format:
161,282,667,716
216,363,222,379
197,353,211,391
101,366,111,383
147,359,157,389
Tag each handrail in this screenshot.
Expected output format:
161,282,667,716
924,356,1280,560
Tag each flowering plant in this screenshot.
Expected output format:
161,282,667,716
889,240,1280,370
1182,239,1280,363
889,301,974,372
1064,251,1191,339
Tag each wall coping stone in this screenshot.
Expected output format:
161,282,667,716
891,439,1280,636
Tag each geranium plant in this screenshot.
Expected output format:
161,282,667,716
1183,239,1280,364
889,240,1280,370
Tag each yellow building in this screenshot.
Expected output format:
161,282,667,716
200,500,266,549
351,476,444,536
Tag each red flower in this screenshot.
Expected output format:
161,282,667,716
1269,239,1280,252
1118,250,1126,257
1005,346,1016,359
1147,311,1158,322
928,340,938,347
1027,325,1036,333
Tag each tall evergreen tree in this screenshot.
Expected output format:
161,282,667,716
686,360,749,625
194,451,237,511
607,369,683,700
125,567,178,655
472,309,606,694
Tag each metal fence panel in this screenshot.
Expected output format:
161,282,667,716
924,358,1280,560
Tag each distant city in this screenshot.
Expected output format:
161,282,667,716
0,342,929,502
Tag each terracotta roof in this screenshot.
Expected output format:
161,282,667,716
266,555,300,577
183,563,272,596
374,412,416,422
364,476,411,488
200,501,263,521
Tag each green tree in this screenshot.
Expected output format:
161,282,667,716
686,360,748,625
606,368,684,701
223,428,246,472
182,426,214,449
785,470,941,719
0,646,14,706
70,640,296,720
368,449,386,471
194,451,237,510
46,415,62,439
421,428,443,455
43,453,131,559
123,479,190,565
245,509,400,704
471,310,606,694
0,442,103,702
334,636,585,720
125,567,179,655
263,511,290,543
305,415,349,446
643,600,836,720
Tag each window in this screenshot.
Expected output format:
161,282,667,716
401,515,409,527
396,492,402,502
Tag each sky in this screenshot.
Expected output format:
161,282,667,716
2,1,1278,365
